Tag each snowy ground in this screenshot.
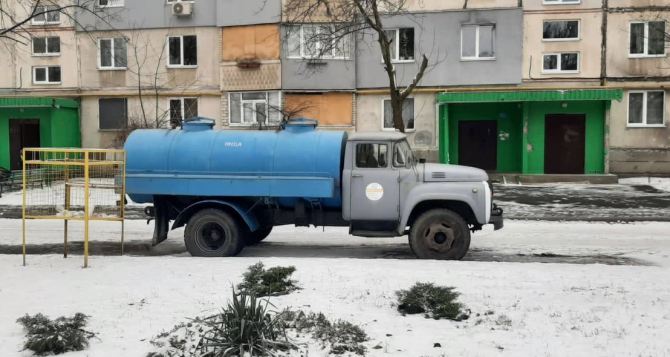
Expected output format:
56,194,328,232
1,220,670,356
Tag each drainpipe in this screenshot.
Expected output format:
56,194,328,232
600,0,608,86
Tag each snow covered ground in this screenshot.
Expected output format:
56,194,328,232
1,220,670,356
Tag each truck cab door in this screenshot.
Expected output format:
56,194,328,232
348,142,400,225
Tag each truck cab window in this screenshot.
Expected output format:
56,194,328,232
394,140,414,168
356,143,388,168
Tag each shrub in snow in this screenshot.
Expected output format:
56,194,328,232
238,262,299,297
281,310,368,355
396,282,469,321
16,313,96,356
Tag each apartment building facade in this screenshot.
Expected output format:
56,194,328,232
1,0,668,175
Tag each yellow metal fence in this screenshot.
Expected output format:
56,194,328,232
22,148,126,267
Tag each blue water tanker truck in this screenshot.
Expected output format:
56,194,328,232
125,118,503,260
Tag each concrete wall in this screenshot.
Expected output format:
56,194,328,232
356,92,438,161
281,27,357,90
218,0,281,26
77,27,220,93
356,8,523,89
80,95,221,148
523,8,602,80
523,0,602,11
75,0,218,31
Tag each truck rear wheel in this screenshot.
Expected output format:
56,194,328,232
184,209,244,257
244,225,273,246
409,209,470,260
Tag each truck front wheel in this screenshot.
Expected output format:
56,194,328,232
409,209,471,260
184,209,244,257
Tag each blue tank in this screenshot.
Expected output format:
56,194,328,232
125,118,347,208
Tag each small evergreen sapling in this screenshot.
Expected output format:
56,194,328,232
16,313,96,355
396,282,470,321
237,262,299,297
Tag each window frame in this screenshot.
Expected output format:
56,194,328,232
97,0,124,8
167,35,198,68
32,66,61,84
355,142,389,169
168,97,199,125
542,19,581,42
629,21,667,58
31,36,60,56
541,52,580,74
286,24,350,60
627,90,666,128
30,5,60,25
228,91,283,127
460,24,496,61
383,28,415,63
98,37,128,70
381,97,415,132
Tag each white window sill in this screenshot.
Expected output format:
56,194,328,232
542,1,581,5
167,65,198,69
541,70,580,74
97,5,125,8
166,0,195,4
460,57,496,62
626,124,666,128
287,56,351,61
32,82,61,85
31,22,60,26
98,67,128,71
629,54,667,59
542,38,580,42
390,59,415,64
32,53,60,57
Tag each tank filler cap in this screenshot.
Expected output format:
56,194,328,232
283,118,319,132
182,117,215,132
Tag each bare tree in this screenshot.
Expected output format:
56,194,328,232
283,0,428,133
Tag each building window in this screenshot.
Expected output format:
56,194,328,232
99,98,128,130
542,52,579,73
543,0,581,4
97,0,124,7
630,22,666,57
32,66,61,84
32,36,60,56
356,143,388,168
382,98,415,131
628,91,665,127
169,97,198,126
461,25,495,60
229,92,281,126
99,38,127,69
286,24,350,59
383,28,414,62
543,20,579,41
31,5,60,25
168,35,197,67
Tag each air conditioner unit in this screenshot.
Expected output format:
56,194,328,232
172,2,192,16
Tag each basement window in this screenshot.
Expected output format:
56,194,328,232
99,38,127,69
542,52,579,73
32,36,60,56
383,28,415,62
382,98,415,131
628,91,665,127
168,35,198,67
543,20,579,41
169,97,199,127
32,66,61,84
461,24,495,60
229,92,281,126
31,5,60,25
99,98,128,130
630,22,666,57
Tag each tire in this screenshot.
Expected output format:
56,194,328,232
184,209,244,257
408,209,471,260
244,225,273,246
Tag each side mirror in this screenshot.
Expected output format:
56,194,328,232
419,158,426,164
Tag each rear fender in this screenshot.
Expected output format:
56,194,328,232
171,200,259,232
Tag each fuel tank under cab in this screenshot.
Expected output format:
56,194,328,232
124,118,346,208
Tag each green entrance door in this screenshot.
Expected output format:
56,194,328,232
544,114,585,174
9,119,40,170
458,120,498,171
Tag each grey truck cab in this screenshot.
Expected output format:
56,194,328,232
341,132,503,259
126,119,503,260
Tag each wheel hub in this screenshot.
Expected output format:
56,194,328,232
198,222,226,250
423,223,455,252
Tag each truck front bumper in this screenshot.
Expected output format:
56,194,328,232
489,203,503,230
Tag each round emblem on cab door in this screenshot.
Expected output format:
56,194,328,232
365,183,384,201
